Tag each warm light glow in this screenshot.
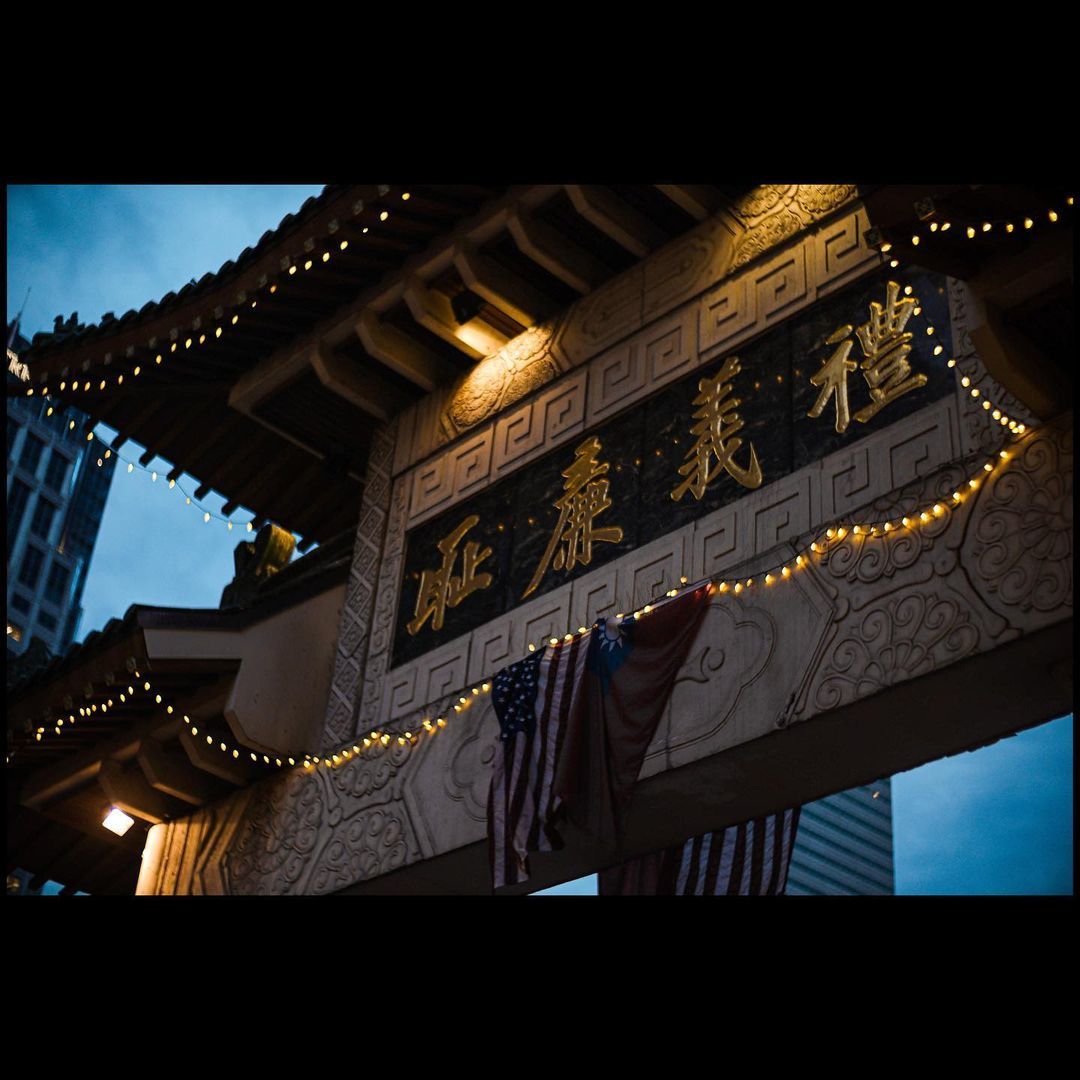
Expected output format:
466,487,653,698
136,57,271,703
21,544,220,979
103,807,135,836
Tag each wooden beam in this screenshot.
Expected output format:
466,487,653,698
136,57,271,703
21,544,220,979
309,344,407,423
507,203,607,294
97,759,176,824
452,239,553,327
565,184,667,258
137,736,220,806
355,309,454,392
654,184,725,221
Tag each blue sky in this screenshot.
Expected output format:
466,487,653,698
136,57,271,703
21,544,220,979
7,185,1072,896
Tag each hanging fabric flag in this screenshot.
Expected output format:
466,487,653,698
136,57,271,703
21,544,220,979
487,584,713,890
553,584,713,851
487,634,590,890
597,808,802,895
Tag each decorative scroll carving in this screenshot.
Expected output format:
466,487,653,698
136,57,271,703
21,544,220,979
966,420,1073,625
308,804,415,895
224,769,334,895
666,595,776,751
813,590,981,714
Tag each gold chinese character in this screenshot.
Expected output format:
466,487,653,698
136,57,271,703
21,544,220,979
406,514,493,635
807,324,858,433
670,356,763,502
853,279,927,423
523,435,623,598
809,280,928,432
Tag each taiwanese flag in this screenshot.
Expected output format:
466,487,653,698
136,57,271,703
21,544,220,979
552,584,713,851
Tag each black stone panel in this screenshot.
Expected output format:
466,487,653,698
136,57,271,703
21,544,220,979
391,266,956,668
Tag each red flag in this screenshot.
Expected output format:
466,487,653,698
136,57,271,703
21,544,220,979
553,585,712,850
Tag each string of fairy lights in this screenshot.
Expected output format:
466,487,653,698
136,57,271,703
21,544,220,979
11,189,1070,776
21,186,412,390
18,188,420,532
14,435,1028,772
87,431,262,532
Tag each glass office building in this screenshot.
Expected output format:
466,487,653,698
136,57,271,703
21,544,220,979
7,322,116,660
787,779,895,895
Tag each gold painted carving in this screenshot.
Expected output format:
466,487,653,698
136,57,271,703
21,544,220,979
807,280,927,433
671,356,763,502
406,514,493,635
523,435,624,597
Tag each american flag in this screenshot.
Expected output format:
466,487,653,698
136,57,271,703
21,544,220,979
598,808,802,895
487,586,713,891
487,635,591,890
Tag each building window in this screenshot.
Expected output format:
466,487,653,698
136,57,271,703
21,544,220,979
10,593,31,614
44,449,71,493
44,407,68,433
7,479,31,552
36,610,58,632
18,545,45,590
7,419,19,459
43,562,70,608
21,433,46,475
30,496,58,541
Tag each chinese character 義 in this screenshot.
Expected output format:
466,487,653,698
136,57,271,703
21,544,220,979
670,355,763,502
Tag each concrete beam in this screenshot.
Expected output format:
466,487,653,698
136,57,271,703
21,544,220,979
655,184,725,221
452,239,553,328
310,344,408,423
566,184,667,258
98,759,176,825
403,275,506,360
344,618,1074,895
507,204,607,295
137,736,220,806
355,310,453,393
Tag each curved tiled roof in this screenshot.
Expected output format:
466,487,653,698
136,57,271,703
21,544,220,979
25,184,350,358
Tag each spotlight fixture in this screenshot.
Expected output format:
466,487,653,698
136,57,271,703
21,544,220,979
102,807,135,836
450,289,485,326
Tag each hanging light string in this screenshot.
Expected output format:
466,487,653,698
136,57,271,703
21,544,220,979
10,667,464,772
8,436,1032,780
81,430,265,533
872,193,1072,256
14,199,1059,773
22,188,412,394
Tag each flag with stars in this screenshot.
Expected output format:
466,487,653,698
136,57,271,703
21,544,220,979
598,808,802,895
488,636,590,890
553,585,713,851
487,584,712,890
